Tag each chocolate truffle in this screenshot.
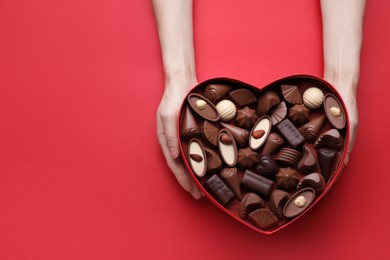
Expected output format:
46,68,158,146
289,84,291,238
314,129,344,151
256,154,279,177
302,87,325,109
299,115,326,143
181,105,201,140
229,88,257,106
220,167,242,200
297,146,317,175
237,148,258,169
203,84,232,102
239,193,264,219
205,174,235,205
241,170,274,196
247,209,278,230
288,104,311,127
249,115,272,150
218,129,238,167
324,93,346,129
188,93,220,121
317,148,338,182
281,84,303,104
269,101,287,126
257,91,281,116
262,132,284,155
275,167,299,191
235,106,258,129
269,189,290,218
283,188,316,218
220,122,249,147
297,172,326,194
216,100,237,122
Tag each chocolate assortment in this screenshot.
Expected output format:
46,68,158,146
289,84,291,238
179,76,348,233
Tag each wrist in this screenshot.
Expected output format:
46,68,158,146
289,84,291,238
324,67,359,95
164,69,197,90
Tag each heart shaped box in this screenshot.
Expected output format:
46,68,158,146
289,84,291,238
178,75,350,235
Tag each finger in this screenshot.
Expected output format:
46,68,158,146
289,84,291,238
160,110,180,159
157,115,194,194
190,181,202,199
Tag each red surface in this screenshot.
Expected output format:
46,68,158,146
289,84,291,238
0,0,389,259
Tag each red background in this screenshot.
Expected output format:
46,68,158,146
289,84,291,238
0,0,389,259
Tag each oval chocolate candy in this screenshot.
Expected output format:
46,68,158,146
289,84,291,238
188,93,220,121
188,138,207,177
324,93,346,129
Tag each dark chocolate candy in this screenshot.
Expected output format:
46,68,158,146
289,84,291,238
269,101,287,126
202,121,219,147
297,172,325,194
237,148,258,169
205,174,235,205
229,88,257,106
297,146,317,175
220,167,241,200
235,106,258,129
239,193,264,219
204,147,223,172
299,115,326,143
281,84,303,104
257,91,281,116
241,170,274,197
269,189,290,218
283,188,316,218
181,105,201,140
276,119,305,148
324,93,346,129
203,84,232,102
220,122,249,147
256,154,279,177
247,209,278,230
314,129,343,151
317,148,338,182
288,104,310,127
275,147,302,167
262,132,284,155
275,167,299,191
188,93,220,121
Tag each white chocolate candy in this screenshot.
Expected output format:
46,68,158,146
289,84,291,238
218,130,237,166
216,100,236,122
249,116,271,150
303,87,324,109
188,139,207,177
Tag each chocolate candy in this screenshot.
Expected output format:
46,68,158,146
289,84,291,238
188,138,207,177
283,188,316,218
181,105,201,140
239,193,264,219
220,122,249,147
203,84,232,102
220,167,242,200
317,148,338,182
256,154,279,177
235,106,258,129
249,115,271,150
216,100,237,122
281,84,303,104
188,93,220,121
324,93,346,129
237,148,258,169
297,172,326,194
269,101,287,125
257,91,280,115
218,129,237,167
288,104,310,127
276,119,305,148
297,146,317,175
262,132,284,155
269,189,290,218
275,167,299,191
202,121,219,147
241,170,274,196
314,129,344,151
205,174,235,205
229,88,257,106
247,208,278,230
303,87,324,109
204,147,223,172
275,147,302,167
299,115,326,143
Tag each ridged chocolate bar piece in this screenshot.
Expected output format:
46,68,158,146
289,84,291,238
276,119,305,148
205,174,235,205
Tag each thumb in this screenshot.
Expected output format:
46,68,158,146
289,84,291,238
161,112,180,158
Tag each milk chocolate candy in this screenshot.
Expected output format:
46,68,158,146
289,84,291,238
288,104,310,127
237,148,258,169
204,148,223,172
275,167,299,191
203,84,232,102
275,147,302,167
249,115,272,150
188,93,220,121
262,132,284,155
256,154,278,177
241,170,274,197
181,105,201,140
314,129,343,151
239,193,264,219
276,119,305,148
269,189,290,218
205,174,235,205
220,122,249,147
269,101,287,126
297,172,326,194
202,121,219,147
188,138,207,177
283,188,316,218
218,129,238,167
229,88,257,106
297,146,317,175
235,106,258,129
317,148,338,182
220,167,242,200
281,84,303,104
247,209,278,230
324,93,346,130
257,91,281,116
299,115,326,143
